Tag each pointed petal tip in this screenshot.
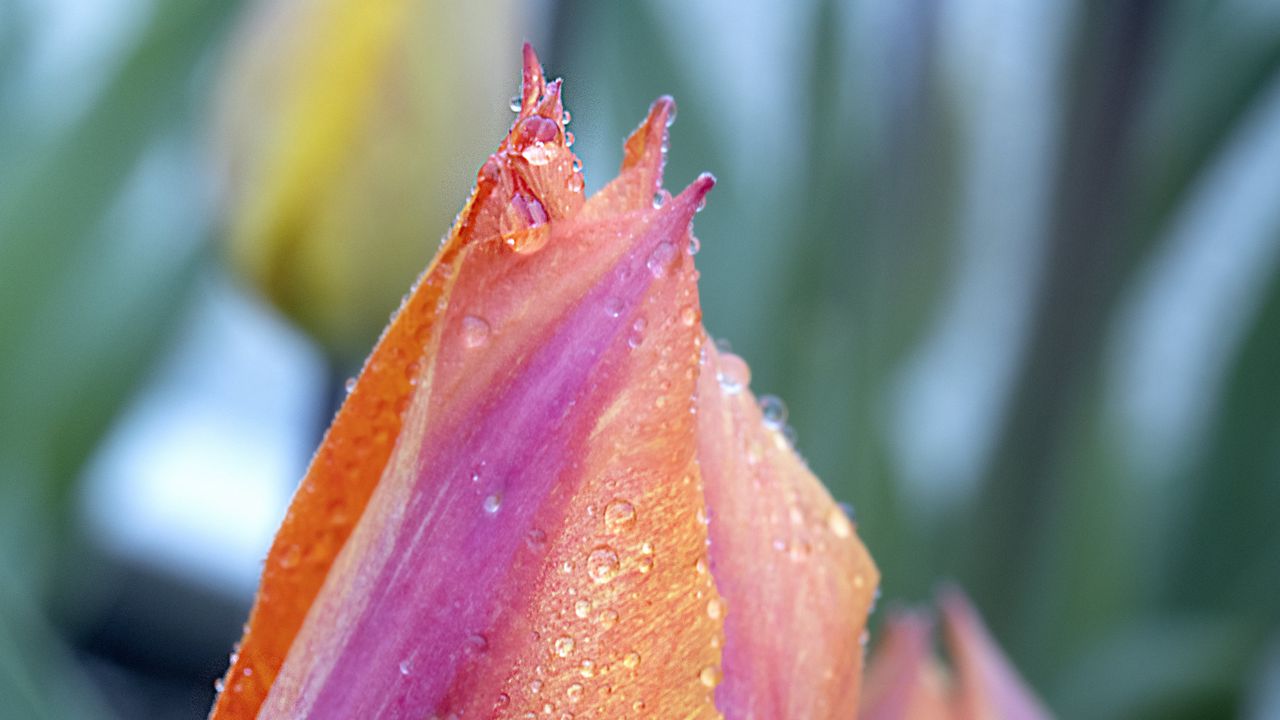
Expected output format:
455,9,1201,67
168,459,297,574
938,585,1054,720
520,42,546,111
672,172,716,212
650,95,676,127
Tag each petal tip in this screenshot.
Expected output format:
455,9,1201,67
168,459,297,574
520,42,546,111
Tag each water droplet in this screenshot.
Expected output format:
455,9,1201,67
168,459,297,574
587,546,620,584
578,659,596,678
688,236,701,255
782,424,798,447
604,500,636,532
344,377,357,393
633,700,647,711
461,315,491,348
566,684,584,702
623,651,641,669
646,242,678,278
715,353,750,395
509,94,523,112
500,192,551,254
466,634,488,652
518,115,558,144
496,693,510,707
483,493,503,514
679,305,699,327
564,131,575,147
828,506,854,538
706,598,724,620
839,501,857,524
699,665,722,688
636,556,654,574
214,678,225,693
278,544,302,569
604,297,624,318
555,636,575,657
694,558,708,575
759,395,788,429
522,144,552,165
574,599,591,618
597,609,619,629
399,659,412,676
526,528,547,550
652,191,668,209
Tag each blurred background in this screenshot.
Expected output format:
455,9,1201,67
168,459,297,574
2,0,1279,717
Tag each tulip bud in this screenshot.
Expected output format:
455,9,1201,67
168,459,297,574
211,45,878,719
214,0,518,359
861,587,1053,719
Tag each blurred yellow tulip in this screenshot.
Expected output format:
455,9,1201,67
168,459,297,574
214,0,519,360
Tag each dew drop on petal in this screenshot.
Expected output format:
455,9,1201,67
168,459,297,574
461,315,491,348
716,353,751,394
344,377,357,394
706,598,724,620
699,665,722,688
509,94,523,112
555,636,575,657
586,546,620,584
604,500,636,532
680,305,699,327
759,394,788,429
604,297,624,318
399,659,412,676
646,242,677,278
483,493,503,514
522,144,552,166
828,505,854,538
574,599,591,618
278,544,302,569
518,115,559,144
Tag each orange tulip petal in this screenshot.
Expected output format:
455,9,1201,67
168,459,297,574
696,344,880,718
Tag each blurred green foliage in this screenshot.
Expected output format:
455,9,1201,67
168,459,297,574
1,0,1279,718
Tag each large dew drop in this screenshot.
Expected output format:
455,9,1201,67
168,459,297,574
586,546,621,584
